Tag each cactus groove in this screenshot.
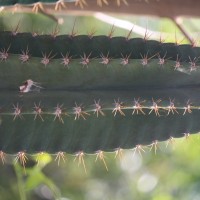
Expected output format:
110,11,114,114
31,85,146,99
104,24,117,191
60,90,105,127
0,31,200,159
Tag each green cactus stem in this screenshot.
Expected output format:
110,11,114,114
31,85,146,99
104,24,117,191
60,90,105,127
0,31,200,156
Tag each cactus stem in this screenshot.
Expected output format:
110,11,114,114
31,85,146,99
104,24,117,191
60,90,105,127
0,32,200,159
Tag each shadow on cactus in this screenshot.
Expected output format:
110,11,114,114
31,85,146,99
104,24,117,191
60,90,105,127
0,27,200,169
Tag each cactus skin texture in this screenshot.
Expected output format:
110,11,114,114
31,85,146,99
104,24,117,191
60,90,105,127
0,31,200,157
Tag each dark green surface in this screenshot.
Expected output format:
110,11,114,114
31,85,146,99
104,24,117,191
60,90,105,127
0,32,200,153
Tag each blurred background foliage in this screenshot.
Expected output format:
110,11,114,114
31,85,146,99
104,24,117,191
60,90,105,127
0,10,200,200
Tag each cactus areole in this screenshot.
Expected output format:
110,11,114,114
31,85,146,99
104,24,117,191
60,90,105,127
0,31,200,154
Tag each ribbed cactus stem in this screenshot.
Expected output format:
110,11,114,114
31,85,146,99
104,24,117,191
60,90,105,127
0,30,200,159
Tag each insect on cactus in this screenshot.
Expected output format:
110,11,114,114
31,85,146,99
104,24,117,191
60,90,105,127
0,0,200,171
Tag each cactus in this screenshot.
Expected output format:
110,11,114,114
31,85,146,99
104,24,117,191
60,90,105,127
0,0,199,171
0,2,199,200
0,29,200,161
